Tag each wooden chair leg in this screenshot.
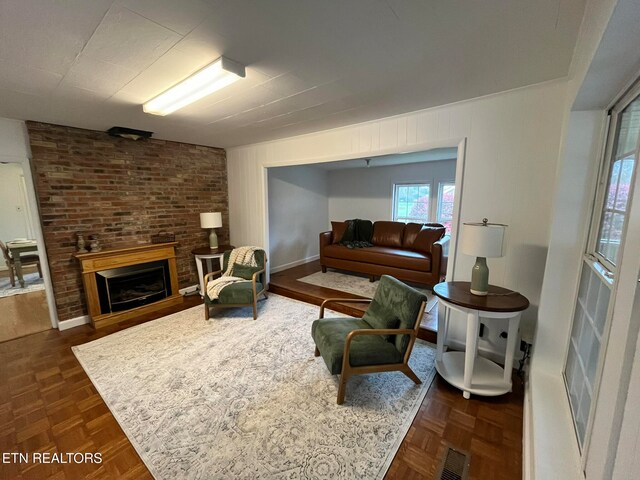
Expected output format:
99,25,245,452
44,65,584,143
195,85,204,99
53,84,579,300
402,366,422,384
321,265,327,273
252,298,257,320
314,346,320,357
204,303,210,320
9,266,15,287
337,374,349,405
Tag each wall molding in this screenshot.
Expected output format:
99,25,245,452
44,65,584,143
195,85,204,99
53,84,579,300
270,255,320,274
57,315,90,331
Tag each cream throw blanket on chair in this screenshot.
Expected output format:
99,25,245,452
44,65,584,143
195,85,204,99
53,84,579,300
206,246,261,301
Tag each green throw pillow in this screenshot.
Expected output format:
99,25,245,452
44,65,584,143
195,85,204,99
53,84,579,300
232,263,261,280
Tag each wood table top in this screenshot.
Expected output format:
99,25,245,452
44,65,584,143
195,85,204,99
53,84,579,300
191,245,235,256
433,281,529,313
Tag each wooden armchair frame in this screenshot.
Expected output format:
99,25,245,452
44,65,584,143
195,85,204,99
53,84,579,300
315,297,427,404
203,258,268,320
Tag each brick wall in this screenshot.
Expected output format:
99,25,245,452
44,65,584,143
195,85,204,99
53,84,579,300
26,121,229,321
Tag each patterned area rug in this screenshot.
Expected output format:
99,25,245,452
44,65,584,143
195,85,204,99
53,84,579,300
73,294,436,480
298,270,438,313
0,271,45,298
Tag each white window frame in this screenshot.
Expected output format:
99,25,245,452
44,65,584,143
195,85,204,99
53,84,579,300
436,181,455,231
563,79,640,464
588,86,640,274
392,182,431,223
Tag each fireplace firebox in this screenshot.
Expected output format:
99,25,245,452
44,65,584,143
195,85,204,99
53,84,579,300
96,260,171,314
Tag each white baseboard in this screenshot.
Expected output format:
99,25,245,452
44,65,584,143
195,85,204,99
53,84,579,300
58,315,90,331
179,284,199,295
270,255,320,274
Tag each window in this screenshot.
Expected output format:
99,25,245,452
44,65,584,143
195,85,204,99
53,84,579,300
564,87,639,452
393,183,430,223
595,99,639,269
437,182,456,233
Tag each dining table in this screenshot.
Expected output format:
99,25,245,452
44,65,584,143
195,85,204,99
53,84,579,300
6,239,39,288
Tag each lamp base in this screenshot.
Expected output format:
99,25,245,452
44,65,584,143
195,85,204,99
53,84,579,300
470,287,488,296
470,256,489,296
209,229,219,249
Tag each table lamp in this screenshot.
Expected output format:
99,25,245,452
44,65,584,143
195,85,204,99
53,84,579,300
200,212,222,249
460,218,506,296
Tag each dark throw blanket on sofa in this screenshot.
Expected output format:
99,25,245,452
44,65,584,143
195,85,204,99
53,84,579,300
340,219,374,248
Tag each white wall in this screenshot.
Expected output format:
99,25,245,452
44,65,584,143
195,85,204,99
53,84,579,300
0,163,34,266
534,110,605,373
528,110,604,480
327,160,456,223
0,117,31,158
267,165,328,271
227,80,568,356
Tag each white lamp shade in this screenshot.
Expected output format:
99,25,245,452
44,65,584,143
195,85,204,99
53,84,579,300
460,223,505,258
200,212,222,229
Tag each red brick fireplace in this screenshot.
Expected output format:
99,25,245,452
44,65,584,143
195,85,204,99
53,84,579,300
27,121,228,323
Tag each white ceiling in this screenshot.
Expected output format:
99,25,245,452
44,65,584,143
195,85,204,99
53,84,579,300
0,0,586,148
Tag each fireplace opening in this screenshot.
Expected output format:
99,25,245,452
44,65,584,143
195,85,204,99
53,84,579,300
95,260,172,314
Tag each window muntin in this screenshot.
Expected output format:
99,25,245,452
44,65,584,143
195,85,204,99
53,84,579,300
437,182,455,233
393,183,430,223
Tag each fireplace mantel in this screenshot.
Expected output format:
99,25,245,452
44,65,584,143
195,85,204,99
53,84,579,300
76,242,182,329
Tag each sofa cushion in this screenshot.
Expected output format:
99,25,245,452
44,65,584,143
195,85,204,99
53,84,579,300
362,299,399,340
372,221,405,247
232,263,261,280
412,225,445,254
311,318,403,375
402,223,424,248
207,281,263,304
322,245,431,271
372,275,429,353
331,221,348,244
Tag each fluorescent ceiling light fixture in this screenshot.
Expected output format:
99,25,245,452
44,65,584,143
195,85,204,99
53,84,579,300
143,56,245,116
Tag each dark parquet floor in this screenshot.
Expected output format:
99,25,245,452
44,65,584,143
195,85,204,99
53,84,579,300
0,267,523,479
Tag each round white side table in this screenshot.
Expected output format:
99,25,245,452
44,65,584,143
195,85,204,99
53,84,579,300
433,281,529,399
192,245,234,297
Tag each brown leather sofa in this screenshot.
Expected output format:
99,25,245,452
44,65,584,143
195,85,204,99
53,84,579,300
319,221,450,287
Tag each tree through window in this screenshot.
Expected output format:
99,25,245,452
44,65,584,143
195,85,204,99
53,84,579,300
393,184,430,223
437,183,455,233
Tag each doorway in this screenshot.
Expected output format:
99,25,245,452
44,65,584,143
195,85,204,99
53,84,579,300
265,145,465,335
0,161,52,342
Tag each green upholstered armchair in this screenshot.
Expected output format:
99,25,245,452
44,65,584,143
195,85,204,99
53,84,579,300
203,249,268,320
311,275,427,405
